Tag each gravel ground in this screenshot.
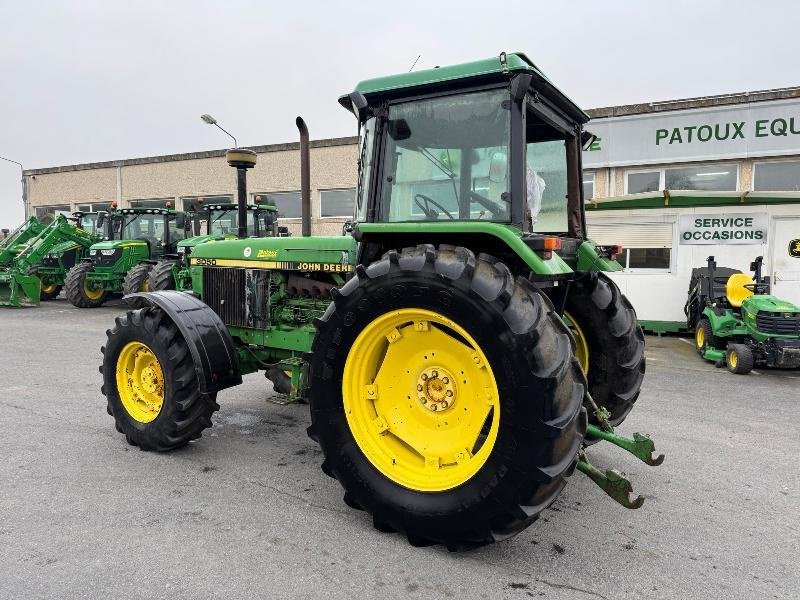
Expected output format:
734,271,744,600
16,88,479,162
1,298,798,599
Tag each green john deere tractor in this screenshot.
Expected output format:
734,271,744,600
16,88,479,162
0,216,46,268
147,201,278,292
65,206,189,308
99,53,661,550
686,255,800,374
0,212,102,307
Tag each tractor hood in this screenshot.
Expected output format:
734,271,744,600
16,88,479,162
190,236,357,271
90,240,148,251
744,295,800,314
178,234,236,251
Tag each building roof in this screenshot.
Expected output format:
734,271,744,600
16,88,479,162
587,86,800,119
24,136,358,176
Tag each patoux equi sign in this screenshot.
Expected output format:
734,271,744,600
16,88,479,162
678,213,769,245
583,98,800,168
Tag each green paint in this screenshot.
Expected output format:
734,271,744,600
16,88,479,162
586,191,800,212
637,320,685,334
358,221,573,275
576,240,623,272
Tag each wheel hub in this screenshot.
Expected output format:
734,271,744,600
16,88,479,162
417,367,456,412
116,342,165,423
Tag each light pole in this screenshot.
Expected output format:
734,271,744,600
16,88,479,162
200,114,238,148
0,155,27,217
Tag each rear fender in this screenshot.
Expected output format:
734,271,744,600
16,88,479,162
128,290,242,394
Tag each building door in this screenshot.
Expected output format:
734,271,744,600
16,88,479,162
771,218,800,305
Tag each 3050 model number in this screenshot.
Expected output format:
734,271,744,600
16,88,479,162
193,258,217,266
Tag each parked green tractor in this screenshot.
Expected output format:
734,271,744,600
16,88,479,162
65,206,188,308
99,53,661,549
0,216,46,268
0,213,102,307
147,202,278,292
686,255,800,374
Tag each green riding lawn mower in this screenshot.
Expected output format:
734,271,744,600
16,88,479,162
147,201,278,292
0,212,102,307
99,53,663,550
687,255,800,374
65,206,189,308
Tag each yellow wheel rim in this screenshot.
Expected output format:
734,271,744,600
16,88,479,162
342,308,500,492
142,278,149,292
115,341,165,423
696,327,705,349
564,311,590,374
729,350,738,369
84,279,104,301
40,280,57,294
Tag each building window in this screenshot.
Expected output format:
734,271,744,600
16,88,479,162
34,204,71,223
255,191,302,219
665,165,737,191
588,220,674,271
320,188,356,218
77,201,111,212
130,198,175,209
181,195,233,212
753,160,800,191
626,170,661,194
582,171,595,200
625,164,738,194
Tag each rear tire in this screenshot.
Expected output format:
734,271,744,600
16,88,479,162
726,344,754,375
65,262,107,308
306,245,586,550
148,260,178,291
123,263,153,308
100,307,219,450
563,272,645,428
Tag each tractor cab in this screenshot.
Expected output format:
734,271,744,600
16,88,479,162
196,202,278,238
110,207,188,258
340,52,602,272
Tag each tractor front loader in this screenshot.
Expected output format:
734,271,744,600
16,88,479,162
0,214,100,307
65,206,189,308
98,53,661,550
0,216,45,268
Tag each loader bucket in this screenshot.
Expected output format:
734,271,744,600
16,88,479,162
0,272,41,307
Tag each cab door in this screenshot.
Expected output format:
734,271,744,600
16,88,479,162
771,217,800,305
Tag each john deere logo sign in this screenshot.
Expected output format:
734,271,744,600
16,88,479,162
678,213,768,245
790,239,800,258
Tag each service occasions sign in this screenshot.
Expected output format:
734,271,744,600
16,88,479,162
678,213,768,245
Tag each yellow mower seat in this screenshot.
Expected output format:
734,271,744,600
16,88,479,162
726,273,754,307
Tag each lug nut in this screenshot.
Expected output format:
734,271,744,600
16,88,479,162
442,377,449,384
417,384,423,391
421,373,428,381
419,397,427,404
431,370,438,378
446,390,453,397
430,404,438,411
441,400,449,409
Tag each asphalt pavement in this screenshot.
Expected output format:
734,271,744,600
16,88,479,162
1,299,798,599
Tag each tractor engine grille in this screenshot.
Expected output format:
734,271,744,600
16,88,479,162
755,311,800,335
202,266,270,329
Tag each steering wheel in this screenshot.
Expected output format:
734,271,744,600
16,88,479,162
414,193,454,220
743,282,770,294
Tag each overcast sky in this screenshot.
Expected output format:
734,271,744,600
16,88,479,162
1,0,797,228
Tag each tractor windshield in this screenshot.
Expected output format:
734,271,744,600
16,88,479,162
118,213,166,243
207,209,256,236
378,89,511,222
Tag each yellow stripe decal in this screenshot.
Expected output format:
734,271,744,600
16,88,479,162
190,258,353,272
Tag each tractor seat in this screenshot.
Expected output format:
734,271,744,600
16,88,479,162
726,273,755,307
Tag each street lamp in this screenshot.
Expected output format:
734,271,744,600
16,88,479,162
0,155,27,217
200,114,238,148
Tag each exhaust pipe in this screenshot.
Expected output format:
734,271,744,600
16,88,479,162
296,117,311,237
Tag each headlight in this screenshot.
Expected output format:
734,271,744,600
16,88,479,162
101,249,116,256
177,246,186,254
90,249,98,255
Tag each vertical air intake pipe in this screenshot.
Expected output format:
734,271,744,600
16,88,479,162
296,117,311,237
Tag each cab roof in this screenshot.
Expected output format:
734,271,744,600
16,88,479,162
340,52,589,124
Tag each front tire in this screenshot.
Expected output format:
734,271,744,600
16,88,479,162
122,263,154,308
101,307,219,450
726,344,754,375
563,272,645,428
39,278,62,301
306,245,586,550
65,262,107,308
147,260,178,291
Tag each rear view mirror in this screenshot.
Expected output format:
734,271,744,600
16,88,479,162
387,119,411,141
96,213,106,228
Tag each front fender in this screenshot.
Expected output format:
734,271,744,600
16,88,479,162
128,290,241,394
